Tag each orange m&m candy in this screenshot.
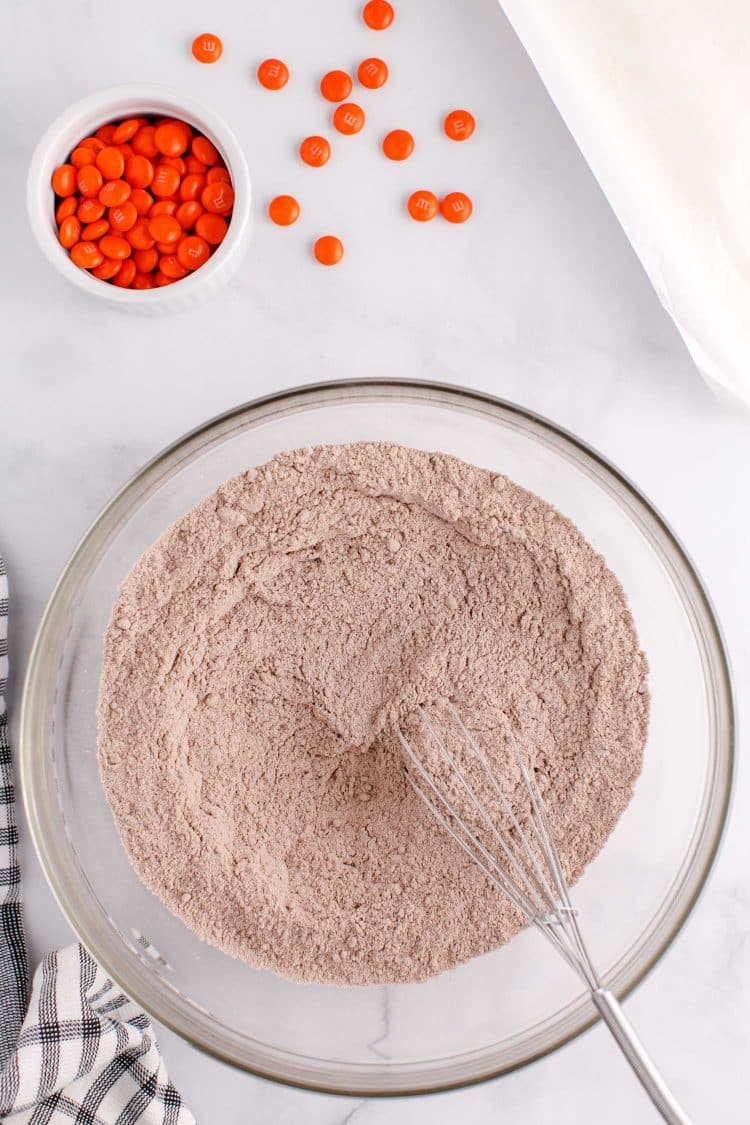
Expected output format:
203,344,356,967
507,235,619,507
201,179,234,214
363,0,394,29
357,58,388,88
444,109,475,142
92,258,122,280
382,129,414,160
76,164,103,197
124,155,154,188
155,122,189,157
70,146,96,168
99,179,131,208
70,241,104,269
151,164,181,198
268,195,300,226
257,58,289,90
109,200,138,232
195,213,228,243
77,198,105,223
56,197,78,223
112,119,141,144
81,219,109,241
96,146,125,179
320,70,352,102
52,164,77,197
192,33,223,63
299,136,330,167
176,200,204,229
192,136,219,165
440,191,473,222
148,214,181,244
58,215,81,248
313,235,344,265
407,190,439,222
99,235,132,260
112,258,137,287
333,104,365,135
177,234,211,270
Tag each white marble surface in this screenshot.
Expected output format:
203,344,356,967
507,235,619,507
1,0,748,1121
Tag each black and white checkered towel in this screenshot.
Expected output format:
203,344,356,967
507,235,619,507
0,556,195,1123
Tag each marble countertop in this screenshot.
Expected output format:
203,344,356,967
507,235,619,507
2,0,748,1121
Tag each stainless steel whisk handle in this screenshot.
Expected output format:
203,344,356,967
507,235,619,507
591,989,692,1124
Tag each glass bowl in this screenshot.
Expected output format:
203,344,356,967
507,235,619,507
19,380,734,1096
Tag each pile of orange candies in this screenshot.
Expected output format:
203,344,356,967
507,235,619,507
51,116,234,289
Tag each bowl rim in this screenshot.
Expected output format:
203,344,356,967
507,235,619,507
19,378,736,1096
25,82,251,305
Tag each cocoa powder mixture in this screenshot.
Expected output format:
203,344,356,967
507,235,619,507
98,442,648,985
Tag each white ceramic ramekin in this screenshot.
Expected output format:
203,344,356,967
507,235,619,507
26,84,252,314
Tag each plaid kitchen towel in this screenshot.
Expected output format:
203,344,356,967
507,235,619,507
0,556,195,1124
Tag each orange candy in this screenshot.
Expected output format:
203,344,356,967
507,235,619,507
56,113,232,286
175,200,204,229
99,235,132,260
58,215,81,248
126,218,156,250
443,109,475,142
382,129,414,160
99,179,131,207
206,165,231,184
109,200,138,232
70,241,104,269
320,70,352,102
201,180,234,214
151,164,181,198
77,198,105,223
112,258,137,287
96,146,125,179
333,103,365,135
148,214,181,244
257,58,289,90
51,164,77,197
132,126,159,158
357,57,388,89
155,122,189,157
130,189,154,215
77,164,103,197
192,33,223,64
407,189,439,222
313,235,344,266
124,155,154,188
299,135,331,167
70,146,96,168
112,119,141,144
92,258,122,280
192,136,219,165
81,219,109,241
363,0,394,30
179,173,206,201
440,191,473,223
56,197,78,223
195,212,228,243
177,235,210,270
133,247,159,272
268,195,300,226
159,253,189,280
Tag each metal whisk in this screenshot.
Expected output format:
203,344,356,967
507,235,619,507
398,705,692,1125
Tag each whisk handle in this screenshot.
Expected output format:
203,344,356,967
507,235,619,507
592,989,692,1124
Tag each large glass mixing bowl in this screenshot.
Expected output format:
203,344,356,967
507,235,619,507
20,380,734,1095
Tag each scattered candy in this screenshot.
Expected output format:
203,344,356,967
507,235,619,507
407,190,439,222
258,58,290,90
313,235,344,265
440,191,473,223
299,135,331,167
333,103,365,135
268,195,301,226
192,33,223,64
382,129,414,160
51,114,233,288
320,70,353,102
363,0,394,30
357,57,388,89
444,109,475,142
